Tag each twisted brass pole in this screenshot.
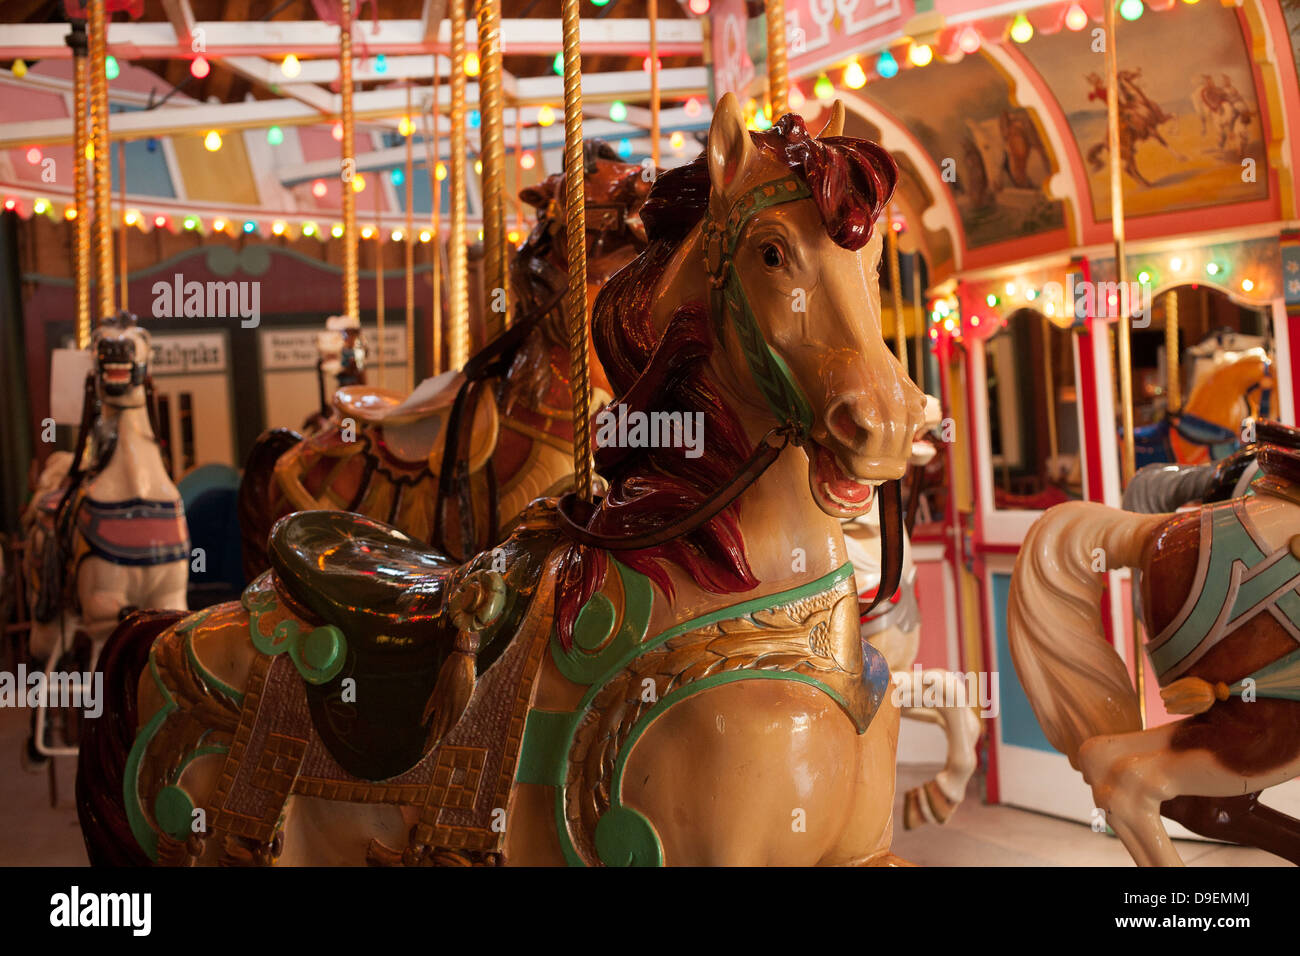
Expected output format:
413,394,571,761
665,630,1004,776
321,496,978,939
405,85,416,393
649,0,660,169
449,0,470,369
477,0,507,339
1166,288,1180,413
765,0,788,117
89,0,112,322
118,132,127,310
560,0,592,500
68,22,90,348
423,66,443,375
375,175,385,388
341,0,359,325
886,208,908,377
1103,0,1142,725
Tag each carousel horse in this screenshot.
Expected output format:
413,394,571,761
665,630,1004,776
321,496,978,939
78,96,928,867
21,311,189,662
1008,426,1300,865
1135,334,1272,468
844,409,983,830
238,139,650,578
1117,418,1300,864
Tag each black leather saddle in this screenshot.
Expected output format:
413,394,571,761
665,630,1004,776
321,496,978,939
269,509,457,650
269,510,462,780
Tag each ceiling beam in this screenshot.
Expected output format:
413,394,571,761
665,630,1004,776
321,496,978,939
274,107,710,184
0,18,703,60
0,70,710,148
160,0,197,46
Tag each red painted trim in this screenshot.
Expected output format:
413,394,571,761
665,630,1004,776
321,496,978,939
973,542,1022,555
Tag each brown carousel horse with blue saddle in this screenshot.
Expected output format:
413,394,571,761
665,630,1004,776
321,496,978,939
237,140,651,577
78,95,927,866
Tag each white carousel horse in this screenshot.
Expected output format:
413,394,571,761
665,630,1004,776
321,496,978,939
22,312,189,667
844,397,983,828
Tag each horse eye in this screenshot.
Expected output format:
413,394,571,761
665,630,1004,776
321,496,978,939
761,243,784,268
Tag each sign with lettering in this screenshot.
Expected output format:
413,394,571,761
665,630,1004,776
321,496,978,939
150,333,227,375
711,0,910,98
260,326,408,371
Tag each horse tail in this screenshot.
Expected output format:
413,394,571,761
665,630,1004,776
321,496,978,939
1007,502,1167,767
237,427,302,581
76,608,184,866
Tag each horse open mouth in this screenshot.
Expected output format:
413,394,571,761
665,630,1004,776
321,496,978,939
99,361,135,387
808,441,877,518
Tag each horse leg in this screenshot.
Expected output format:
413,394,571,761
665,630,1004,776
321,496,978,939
619,679,864,865
898,669,982,828
1080,721,1300,866
1162,792,1300,865
76,556,132,647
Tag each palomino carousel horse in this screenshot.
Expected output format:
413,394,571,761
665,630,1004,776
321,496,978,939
22,312,189,660
238,140,649,578
1135,332,1272,468
844,399,983,830
1009,422,1300,865
78,95,928,866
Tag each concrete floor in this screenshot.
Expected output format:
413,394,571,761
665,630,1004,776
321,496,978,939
0,704,1283,866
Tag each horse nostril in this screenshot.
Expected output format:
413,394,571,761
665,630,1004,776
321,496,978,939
827,400,861,445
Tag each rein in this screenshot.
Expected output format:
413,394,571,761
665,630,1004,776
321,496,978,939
554,173,907,616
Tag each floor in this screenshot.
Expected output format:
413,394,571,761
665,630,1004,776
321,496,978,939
0,703,1283,867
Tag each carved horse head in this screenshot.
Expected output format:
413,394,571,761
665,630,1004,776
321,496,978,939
91,311,152,408
698,94,926,516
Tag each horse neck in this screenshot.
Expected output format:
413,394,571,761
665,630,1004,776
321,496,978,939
90,403,177,502
636,224,852,625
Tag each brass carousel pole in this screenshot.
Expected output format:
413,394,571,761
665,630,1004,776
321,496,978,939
911,253,924,389
476,0,507,339
1044,313,1059,463
340,0,359,327
561,0,592,500
1166,289,1180,413
88,0,113,322
118,135,127,310
885,209,908,377
765,0,788,117
405,86,416,392
426,59,443,375
68,21,91,348
449,0,470,368
375,172,386,387
514,98,524,233
1103,0,1143,724
649,0,660,169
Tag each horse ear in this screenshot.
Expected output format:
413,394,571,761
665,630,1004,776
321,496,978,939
707,92,754,202
818,100,845,138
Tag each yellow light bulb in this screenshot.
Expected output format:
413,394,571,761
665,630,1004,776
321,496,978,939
537,105,556,127
465,52,480,77
908,43,933,67
204,130,222,151
351,173,366,193
281,54,301,79
843,60,867,90
398,115,414,137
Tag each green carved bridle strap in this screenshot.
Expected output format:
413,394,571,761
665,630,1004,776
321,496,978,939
702,176,815,437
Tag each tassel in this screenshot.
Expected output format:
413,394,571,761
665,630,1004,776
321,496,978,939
1160,676,1231,715
423,631,479,748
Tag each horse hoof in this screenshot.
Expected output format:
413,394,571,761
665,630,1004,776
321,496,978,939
903,780,958,829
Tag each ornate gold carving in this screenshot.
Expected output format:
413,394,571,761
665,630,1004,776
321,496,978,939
565,577,863,863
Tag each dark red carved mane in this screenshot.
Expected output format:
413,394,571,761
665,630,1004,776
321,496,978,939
555,115,898,647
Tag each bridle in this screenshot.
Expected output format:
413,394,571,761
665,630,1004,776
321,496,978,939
555,172,905,616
